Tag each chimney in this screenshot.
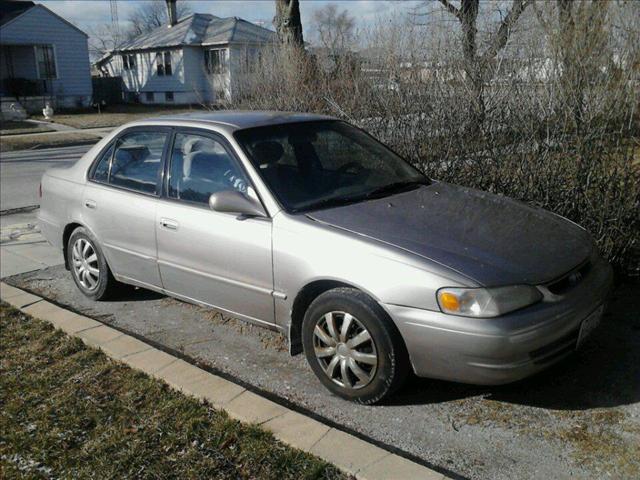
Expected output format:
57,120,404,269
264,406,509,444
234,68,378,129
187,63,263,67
166,0,177,27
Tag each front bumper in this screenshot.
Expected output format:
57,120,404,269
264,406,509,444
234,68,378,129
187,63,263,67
385,254,614,385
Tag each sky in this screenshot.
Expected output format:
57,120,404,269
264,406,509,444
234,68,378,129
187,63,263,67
38,0,424,40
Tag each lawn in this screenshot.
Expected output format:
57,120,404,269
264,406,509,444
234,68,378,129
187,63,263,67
32,104,211,129
0,303,345,480
0,120,54,136
0,132,100,152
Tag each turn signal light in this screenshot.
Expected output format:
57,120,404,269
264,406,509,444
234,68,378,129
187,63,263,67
438,291,460,311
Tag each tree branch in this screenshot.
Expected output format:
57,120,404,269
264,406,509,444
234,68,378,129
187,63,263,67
438,0,462,20
482,0,532,61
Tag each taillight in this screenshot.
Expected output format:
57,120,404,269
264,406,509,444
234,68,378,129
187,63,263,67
38,182,42,199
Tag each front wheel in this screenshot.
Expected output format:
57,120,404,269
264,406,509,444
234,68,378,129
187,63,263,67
302,288,410,404
67,226,120,300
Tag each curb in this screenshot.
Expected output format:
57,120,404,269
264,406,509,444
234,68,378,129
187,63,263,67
1,282,448,480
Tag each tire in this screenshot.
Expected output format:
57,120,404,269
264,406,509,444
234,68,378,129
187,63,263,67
302,287,410,404
67,226,120,300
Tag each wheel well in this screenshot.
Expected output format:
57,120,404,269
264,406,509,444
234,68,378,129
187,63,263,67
289,280,355,355
62,222,82,270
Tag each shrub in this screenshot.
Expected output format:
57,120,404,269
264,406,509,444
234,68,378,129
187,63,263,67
224,5,639,276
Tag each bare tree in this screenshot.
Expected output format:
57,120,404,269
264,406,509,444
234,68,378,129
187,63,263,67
312,4,356,57
554,0,611,132
416,0,532,128
127,0,192,37
274,0,304,48
88,23,123,61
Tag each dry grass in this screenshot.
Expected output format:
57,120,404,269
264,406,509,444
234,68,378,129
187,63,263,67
0,303,345,480
32,104,209,129
0,121,54,136
456,393,640,477
0,132,100,152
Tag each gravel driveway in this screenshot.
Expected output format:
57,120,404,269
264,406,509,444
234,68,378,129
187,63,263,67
7,266,639,480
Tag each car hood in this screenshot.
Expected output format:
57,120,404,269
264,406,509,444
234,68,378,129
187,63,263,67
307,182,593,286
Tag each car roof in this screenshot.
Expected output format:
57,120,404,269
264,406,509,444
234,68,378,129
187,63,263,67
140,111,337,130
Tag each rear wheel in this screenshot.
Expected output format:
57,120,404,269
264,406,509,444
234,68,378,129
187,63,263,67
67,226,120,300
302,287,409,404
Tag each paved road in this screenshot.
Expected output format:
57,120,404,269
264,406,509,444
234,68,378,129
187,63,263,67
0,144,94,211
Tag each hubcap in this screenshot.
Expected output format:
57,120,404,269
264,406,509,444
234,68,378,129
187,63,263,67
71,238,100,291
313,311,378,390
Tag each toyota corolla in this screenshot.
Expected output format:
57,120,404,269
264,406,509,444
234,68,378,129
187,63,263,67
38,112,613,404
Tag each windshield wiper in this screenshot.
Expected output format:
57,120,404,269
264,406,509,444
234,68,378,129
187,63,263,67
363,179,428,200
293,194,366,213
294,178,429,213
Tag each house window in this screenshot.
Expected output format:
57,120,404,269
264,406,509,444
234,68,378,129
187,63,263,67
165,92,174,102
146,92,154,102
35,45,56,79
156,51,172,76
204,49,228,74
122,54,136,71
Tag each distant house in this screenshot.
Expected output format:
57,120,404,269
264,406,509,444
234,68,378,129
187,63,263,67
0,0,92,113
95,9,276,105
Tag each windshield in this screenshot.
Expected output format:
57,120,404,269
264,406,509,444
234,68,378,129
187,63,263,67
234,121,428,213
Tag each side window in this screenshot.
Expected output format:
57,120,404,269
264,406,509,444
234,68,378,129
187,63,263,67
91,143,114,183
109,131,167,194
168,132,250,205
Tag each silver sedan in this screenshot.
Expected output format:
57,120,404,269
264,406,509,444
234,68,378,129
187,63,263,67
38,112,613,404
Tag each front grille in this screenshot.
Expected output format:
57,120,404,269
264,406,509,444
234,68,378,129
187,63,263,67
546,260,591,295
529,329,578,365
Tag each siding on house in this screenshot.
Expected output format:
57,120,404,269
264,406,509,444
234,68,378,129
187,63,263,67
105,46,236,105
0,5,91,99
105,48,197,101
182,46,212,103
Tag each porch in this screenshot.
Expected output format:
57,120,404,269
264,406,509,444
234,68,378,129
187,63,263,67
0,44,56,99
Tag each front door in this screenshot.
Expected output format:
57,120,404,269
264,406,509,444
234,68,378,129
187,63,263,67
155,130,275,325
83,128,169,288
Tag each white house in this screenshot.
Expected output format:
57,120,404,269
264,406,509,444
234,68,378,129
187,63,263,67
0,0,93,114
95,7,276,105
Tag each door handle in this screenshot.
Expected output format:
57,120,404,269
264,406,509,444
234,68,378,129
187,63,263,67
160,218,179,230
84,200,97,209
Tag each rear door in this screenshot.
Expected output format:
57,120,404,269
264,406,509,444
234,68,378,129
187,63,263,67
83,127,170,288
155,129,275,325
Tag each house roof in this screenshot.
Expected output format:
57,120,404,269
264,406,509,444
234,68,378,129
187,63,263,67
0,1,88,36
118,13,275,52
0,0,35,27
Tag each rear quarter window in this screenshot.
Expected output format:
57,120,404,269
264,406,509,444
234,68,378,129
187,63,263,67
107,131,168,195
91,143,114,183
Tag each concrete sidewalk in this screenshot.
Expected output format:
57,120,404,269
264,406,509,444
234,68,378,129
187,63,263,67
0,211,63,278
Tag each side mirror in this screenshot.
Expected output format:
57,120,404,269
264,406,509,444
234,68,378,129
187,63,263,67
209,190,266,218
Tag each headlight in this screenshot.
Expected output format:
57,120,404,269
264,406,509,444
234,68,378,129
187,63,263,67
437,285,542,318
